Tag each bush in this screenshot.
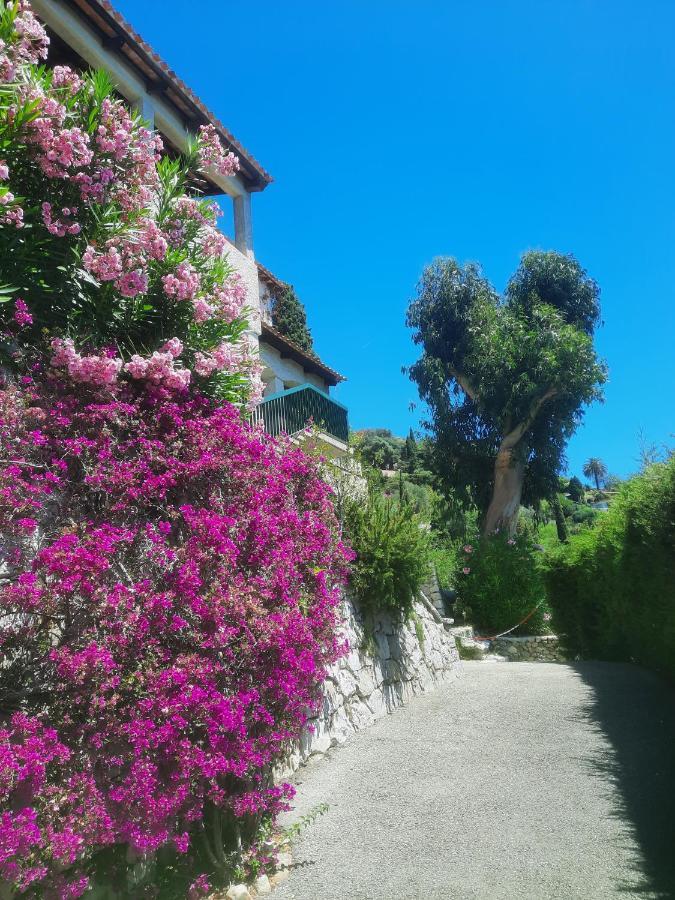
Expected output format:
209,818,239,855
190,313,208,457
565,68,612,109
0,378,350,896
456,534,551,636
344,495,431,620
0,0,260,406
544,458,675,678
430,544,460,591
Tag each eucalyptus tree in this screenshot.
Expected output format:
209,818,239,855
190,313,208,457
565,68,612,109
407,251,607,536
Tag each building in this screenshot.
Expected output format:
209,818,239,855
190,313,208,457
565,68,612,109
33,0,349,455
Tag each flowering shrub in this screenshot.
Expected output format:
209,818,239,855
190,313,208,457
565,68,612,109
0,0,261,406
456,534,551,635
0,377,350,896
0,6,352,896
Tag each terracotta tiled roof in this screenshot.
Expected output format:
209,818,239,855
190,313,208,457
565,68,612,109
256,262,289,294
260,322,345,387
64,0,272,191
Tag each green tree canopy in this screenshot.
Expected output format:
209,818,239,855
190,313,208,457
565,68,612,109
271,285,314,352
406,251,607,535
567,476,585,502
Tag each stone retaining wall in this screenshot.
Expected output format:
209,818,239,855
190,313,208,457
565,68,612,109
492,634,565,662
277,594,461,776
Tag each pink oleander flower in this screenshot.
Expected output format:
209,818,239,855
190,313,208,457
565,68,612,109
116,269,147,298
0,161,8,180
51,65,82,94
41,202,81,237
124,349,190,390
197,124,240,177
463,545,473,554
13,298,33,328
49,338,122,387
192,297,215,323
162,262,201,302
462,567,471,575
82,245,123,282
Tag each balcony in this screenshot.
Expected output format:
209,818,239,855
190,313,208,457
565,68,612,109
252,383,349,445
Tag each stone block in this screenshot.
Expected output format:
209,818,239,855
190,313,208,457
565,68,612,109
254,874,272,895
225,885,251,900
374,631,391,660
346,697,375,730
355,667,377,699
366,689,387,719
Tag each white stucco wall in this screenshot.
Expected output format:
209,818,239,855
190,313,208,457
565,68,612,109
225,243,261,339
259,342,328,395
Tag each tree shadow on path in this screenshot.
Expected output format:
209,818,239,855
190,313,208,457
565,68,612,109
571,661,675,899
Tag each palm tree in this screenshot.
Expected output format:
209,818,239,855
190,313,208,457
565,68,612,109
583,457,608,490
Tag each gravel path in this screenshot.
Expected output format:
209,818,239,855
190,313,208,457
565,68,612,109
274,661,675,900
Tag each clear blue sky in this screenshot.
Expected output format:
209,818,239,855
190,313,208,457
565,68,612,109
116,0,674,478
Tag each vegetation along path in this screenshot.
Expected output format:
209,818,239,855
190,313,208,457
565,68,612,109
275,661,675,900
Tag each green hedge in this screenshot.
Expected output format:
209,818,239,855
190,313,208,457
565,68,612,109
544,458,675,678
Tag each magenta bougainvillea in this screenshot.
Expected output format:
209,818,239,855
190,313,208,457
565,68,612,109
0,376,350,896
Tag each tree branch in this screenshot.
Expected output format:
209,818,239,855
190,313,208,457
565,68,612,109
448,366,478,403
501,387,558,450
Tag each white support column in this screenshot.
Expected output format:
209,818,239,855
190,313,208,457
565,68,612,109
233,191,254,259
135,93,155,128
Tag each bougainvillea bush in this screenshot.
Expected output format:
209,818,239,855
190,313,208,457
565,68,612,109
0,376,350,897
0,0,262,406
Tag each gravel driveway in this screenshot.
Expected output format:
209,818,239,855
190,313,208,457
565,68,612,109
274,661,675,900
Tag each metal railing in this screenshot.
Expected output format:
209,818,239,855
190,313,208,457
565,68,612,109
252,383,348,444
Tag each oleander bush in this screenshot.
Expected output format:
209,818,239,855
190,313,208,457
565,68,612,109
456,533,551,636
544,458,675,678
0,0,261,405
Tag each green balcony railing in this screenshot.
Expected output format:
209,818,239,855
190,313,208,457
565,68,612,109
252,383,349,444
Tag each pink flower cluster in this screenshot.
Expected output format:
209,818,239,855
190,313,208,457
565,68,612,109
0,379,350,896
0,186,23,228
197,124,240,177
162,261,201,301
13,298,32,327
0,0,48,82
50,338,123,387
124,339,191,391
41,201,81,236
82,241,148,298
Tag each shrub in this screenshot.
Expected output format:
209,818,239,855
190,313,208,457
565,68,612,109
0,0,260,406
344,495,431,620
0,378,350,896
456,534,550,636
544,458,675,677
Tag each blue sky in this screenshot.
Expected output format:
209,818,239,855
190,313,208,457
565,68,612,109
116,0,675,478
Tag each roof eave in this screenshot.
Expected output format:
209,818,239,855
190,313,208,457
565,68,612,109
58,0,272,192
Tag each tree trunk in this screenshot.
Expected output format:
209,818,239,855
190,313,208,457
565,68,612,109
483,444,525,537
551,494,569,543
